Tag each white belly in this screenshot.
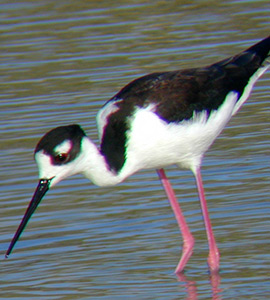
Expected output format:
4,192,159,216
120,91,238,178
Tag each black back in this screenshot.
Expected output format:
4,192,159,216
100,36,270,172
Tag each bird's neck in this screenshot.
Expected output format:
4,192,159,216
79,137,125,187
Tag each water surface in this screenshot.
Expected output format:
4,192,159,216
1,1,270,299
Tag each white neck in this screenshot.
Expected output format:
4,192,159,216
79,137,127,187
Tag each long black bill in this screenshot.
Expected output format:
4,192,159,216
5,178,51,258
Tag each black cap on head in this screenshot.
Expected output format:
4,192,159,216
35,124,86,165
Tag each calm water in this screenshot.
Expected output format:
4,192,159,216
1,1,270,299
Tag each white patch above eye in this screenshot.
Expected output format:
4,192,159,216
54,140,72,154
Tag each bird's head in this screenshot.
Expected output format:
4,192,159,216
34,124,87,188
6,124,87,257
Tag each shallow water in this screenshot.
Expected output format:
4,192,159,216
1,1,270,299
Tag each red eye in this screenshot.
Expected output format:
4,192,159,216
54,153,69,163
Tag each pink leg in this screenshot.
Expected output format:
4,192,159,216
193,167,220,272
157,168,195,273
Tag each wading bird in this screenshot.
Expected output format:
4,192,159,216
6,36,270,273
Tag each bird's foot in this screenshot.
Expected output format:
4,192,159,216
175,237,195,274
207,248,220,273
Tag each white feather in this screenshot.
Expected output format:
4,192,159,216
54,140,72,154
120,91,238,177
232,64,270,115
96,100,120,140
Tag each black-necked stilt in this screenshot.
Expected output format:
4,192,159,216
6,36,270,273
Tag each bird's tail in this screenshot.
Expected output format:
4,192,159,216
229,36,270,115
245,35,270,65
216,36,270,73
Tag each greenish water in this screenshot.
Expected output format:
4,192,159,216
0,1,269,299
